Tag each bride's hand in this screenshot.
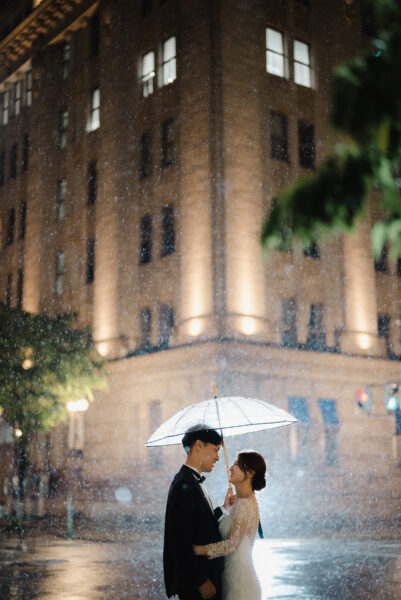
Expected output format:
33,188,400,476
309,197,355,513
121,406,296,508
193,545,206,555
223,487,236,510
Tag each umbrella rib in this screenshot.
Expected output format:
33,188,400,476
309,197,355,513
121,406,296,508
230,397,253,425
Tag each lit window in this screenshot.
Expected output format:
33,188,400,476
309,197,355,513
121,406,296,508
162,36,176,86
294,40,311,87
2,91,9,125
55,252,64,296
25,71,32,107
88,88,100,132
59,109,68,148
61,43,71,80
142,51,155,97
266,28,285,77
14,81,21,116
56,179,67,221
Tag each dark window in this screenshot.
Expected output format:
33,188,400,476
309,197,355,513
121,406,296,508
140,215,152,264
281,297,297,347
6,208,15,246
86,239,95,284
141,0,152,17
22,132,29,172
88,161,97,205
298,120,315,169
374,245,388,273
56,179,67,221
140,129,153,178
61,42,71,79
90,13,99,57
378,314,391,355
397,257,401,277
270,112,289,162
59,110,68,148
5,273,12,306
140,308,152,347
161,119,175,169
307,302,325,350
148,400,163,466
159,304,174,346
19,201,26,240
361,0,377,37
303,242,320,259
9,143,17,179
288,397,311,465
161,206,175,256
318,399,340,466
16,268,23,309
0,151,4,185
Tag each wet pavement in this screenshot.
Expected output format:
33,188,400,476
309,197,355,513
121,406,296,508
0,526,400,599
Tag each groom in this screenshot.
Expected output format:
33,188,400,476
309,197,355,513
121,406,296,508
164,425,227,600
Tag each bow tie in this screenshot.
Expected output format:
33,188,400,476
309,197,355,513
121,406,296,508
193,472,206,484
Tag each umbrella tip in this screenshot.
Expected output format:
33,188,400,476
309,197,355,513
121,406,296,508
212,381,217,398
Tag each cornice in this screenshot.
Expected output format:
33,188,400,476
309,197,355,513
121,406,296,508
0,0,99,82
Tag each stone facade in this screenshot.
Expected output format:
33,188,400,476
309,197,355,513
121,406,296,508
0,0,400,525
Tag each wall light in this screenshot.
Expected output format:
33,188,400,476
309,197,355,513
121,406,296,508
67,399,89,413
188,318,202,337
239,316,257,335
357,333,372,350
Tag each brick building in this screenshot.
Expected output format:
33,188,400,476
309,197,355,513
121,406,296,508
0,0,400,526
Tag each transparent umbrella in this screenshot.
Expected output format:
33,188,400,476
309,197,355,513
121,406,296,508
146,385,298,487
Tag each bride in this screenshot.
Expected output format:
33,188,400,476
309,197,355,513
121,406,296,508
194,450,266,600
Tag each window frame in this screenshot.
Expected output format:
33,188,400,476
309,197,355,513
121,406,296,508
266,27,286,78
141,50,155,97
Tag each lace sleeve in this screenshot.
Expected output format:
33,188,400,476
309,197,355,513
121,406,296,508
204,499,256,560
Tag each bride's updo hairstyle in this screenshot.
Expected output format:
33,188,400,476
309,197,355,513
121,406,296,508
237,451,267,491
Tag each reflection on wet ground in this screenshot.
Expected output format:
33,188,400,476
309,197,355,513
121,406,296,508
0,532,400,599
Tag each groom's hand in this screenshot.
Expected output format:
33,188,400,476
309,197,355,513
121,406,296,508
198,579,216,599
223,487,236,510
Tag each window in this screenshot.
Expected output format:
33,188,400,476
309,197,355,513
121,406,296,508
0,151,4,185
294,40,311,87
140,308,152,347
88,88,100,132
6,208,15,246
90,13,99,57
318,399,340,466
298,121,315,169
281,297,297,347
159,304,174,346
88,161,97,205
141,0,152,18
59,109,68,148
55,252,64,296
270,112,289,162
307,303,325,350
25,70,32,107
61,42,71,79
161,119,175,169
140,129,153,178
14,81,21,116
56,178,67,221
397,257,401,277
19,201,26,240
140,214,152,264
288,397,311,465
266,28,285,77
16,268,23,309
9,143,17,179
161,205,175,256
141,51,155,97
303,242,320,259
5,274,12,306
86,239,95,284
374,245,388,273
22,132,29,171
148,400,163,466
378,314,391,355
162,36,177,86
2,91,9,125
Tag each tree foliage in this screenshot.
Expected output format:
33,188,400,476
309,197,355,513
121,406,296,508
0,303,107,439
261,0,401,259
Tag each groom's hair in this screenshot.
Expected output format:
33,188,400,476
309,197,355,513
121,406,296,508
182,424,222,453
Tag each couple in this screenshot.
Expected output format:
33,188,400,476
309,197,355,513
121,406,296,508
164,424,266,600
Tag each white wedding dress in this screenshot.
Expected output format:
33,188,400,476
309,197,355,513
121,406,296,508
205,497,261,600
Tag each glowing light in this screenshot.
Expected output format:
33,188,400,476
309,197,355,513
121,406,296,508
97,342,109,357
386,396,399,411
357,333,371,349
239,316,257,335
67,399,89,413
22,358,33,370
15,428,22,438
188,318,202,337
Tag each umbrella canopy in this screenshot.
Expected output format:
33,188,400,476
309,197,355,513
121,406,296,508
146,396,298,447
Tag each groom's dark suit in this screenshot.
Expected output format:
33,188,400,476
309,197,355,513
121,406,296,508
164,465,224,599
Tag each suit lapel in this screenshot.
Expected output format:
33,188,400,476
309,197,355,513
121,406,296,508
181,465,215,516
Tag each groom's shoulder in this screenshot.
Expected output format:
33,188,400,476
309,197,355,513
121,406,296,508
169,466,194,493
